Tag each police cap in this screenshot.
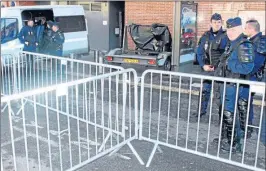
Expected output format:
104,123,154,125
47,20,53,27
52,22,59,28
211,13,222,21
226,17,242,29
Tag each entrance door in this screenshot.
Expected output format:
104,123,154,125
82,2,109,51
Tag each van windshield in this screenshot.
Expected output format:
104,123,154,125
1,18,18,44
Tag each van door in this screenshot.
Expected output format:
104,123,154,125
53,7,89,57
1,17,24,58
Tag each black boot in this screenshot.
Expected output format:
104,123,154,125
213,105,226,144
213,123,227,144
221,111,237,152
238,98,252,139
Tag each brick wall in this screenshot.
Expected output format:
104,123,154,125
125,2,174,49
125,2,265,49
1,1,36,7
197,2,265,40
17,1,36,6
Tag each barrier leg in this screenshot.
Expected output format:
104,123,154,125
108,141,144,165
127,141,145,165
108,146,122,157
98,132,111,153
146,142,159,167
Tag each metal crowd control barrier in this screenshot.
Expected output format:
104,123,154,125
1,51,122,96
139,69,265,171
2,50,266,171
1,68,143,171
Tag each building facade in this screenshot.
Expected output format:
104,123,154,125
125,2,265,50
2,1,265,66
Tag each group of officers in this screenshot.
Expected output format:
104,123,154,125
195,13,266,152
18,17,65,57
17,14,266,152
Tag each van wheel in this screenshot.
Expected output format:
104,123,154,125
164,58,171,71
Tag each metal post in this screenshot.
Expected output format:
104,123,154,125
172,2,182,68
12,53,18,94
70,53,75,70
95,50,99,63
98,51,103,74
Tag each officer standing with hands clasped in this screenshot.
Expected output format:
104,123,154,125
213,17,255,152
18,19,38,52
194,13,228,118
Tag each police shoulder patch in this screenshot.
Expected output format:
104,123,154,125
257,35,266,55
237,40,255,63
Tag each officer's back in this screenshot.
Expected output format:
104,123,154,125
40,20,54,54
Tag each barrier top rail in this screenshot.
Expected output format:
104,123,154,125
142,69,266,87
1,68,137,103
18,51,123,70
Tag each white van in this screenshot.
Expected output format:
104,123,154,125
1,5,90,60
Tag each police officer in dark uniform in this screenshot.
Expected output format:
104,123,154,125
195,13,229,117
18,19,38,69
51,22,65,57
18,19,38,52
50,22,65,79
237,19,266,142
214,17,255,152
40,20,54,54
35,17,46,52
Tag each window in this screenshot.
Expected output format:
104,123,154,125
80,4,90,11
91,2,101,11
55,15,86,33
1,18,18,44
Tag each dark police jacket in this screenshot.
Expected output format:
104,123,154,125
249,32,266,76
196,28,228,68
18,26,37,46
214,34,255,79
51,30,65,52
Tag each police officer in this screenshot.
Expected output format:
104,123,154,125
195,13,228,118
50,22,65,56
35,17,46,52
239,19,265,143
50,22,65,79
18,19,38,52
40,20,54,54
245,19,266,81
18,19,38,70
214,17,255,152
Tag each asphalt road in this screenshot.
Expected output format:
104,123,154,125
1,53,265,171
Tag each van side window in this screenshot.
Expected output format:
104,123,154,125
55,15,86,33
1,18,18,44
